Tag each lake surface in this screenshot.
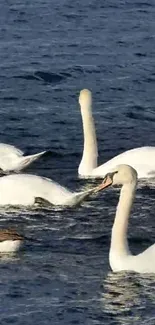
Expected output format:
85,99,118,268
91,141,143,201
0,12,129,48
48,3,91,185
0,0,155,324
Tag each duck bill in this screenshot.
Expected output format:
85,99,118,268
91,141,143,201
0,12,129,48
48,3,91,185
94,175,113,193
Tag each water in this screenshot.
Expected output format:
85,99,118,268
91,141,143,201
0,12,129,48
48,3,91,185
0,0,155,323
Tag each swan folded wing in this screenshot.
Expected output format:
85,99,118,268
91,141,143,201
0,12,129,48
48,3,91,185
92,147,155,179
0,147,46,172
0,143,23,156
0,144,24,171
0,174,73,206
0,173,99,207
0,153,23,172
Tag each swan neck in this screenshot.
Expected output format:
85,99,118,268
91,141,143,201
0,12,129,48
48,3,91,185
110,181,136,256
79,104,98,175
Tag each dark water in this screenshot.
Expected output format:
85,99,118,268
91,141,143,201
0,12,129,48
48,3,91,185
0,0,155,324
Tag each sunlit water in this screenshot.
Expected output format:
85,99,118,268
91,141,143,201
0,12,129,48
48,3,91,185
0,0,155,324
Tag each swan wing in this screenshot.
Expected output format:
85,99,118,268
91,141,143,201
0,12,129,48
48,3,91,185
0,174,72,206
0,143,46,172
0,143,24,171
0,143,23,156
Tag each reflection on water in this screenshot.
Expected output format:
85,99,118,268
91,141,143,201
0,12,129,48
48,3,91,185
0,253,20,262
101,271,155,324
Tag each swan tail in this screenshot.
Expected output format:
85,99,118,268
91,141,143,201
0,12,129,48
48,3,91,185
16,151,46,171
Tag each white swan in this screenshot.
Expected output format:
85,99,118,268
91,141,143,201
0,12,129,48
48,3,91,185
0,143,46,173
0,173,97,207
97,164,155,273
0,229,24,252
78,89,155,179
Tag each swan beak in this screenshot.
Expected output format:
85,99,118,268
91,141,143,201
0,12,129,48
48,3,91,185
94,175,113,193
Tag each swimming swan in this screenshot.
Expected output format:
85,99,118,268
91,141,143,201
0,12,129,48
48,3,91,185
97,164,155,273
0,173,97,207
0,143,46,173
78,89,155,179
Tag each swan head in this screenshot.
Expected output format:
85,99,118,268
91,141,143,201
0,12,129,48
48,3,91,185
96,165,138,191
79,89,92,109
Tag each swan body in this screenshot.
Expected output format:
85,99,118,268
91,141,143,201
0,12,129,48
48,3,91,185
0,229,24,253
0,143,46,172
91,146,155,179
98,164,155,273
0,173,95,207
78,89,155,179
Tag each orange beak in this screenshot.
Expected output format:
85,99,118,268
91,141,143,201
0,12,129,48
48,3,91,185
94,175,113,193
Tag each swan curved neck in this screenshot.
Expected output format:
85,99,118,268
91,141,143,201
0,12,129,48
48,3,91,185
110,181,136,257
79,105,98,176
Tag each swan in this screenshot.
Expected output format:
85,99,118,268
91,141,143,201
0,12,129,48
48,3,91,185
0,229,24,252
0,143,46,173
0,173,97,207
96,164,155,273
78,89,155,179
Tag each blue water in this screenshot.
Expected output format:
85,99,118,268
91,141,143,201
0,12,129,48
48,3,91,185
0,0,155,324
